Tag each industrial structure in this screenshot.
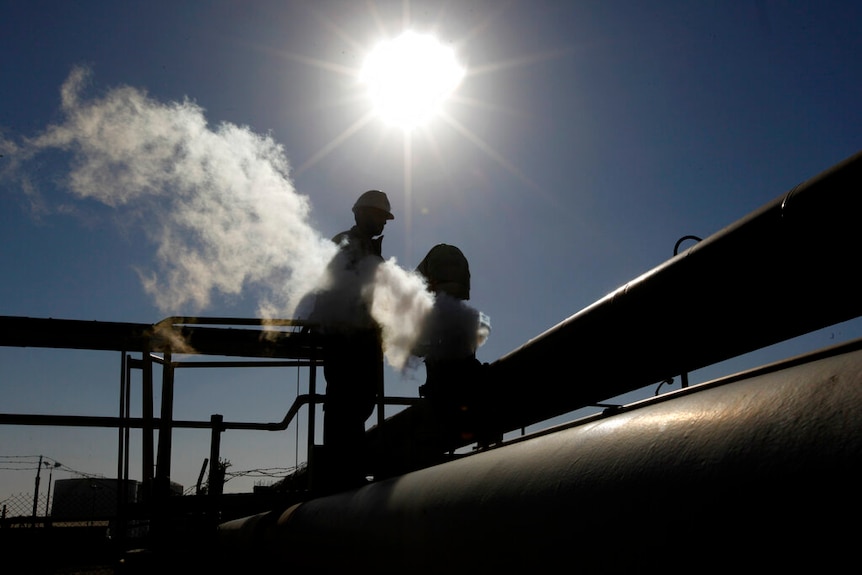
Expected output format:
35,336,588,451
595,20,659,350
1,150,861,572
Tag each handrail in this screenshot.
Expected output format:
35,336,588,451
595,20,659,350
0,395,421,431
155,316,312,328
0,314,420,533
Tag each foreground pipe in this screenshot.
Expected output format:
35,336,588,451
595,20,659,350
484,149,862,433
217,338,862,573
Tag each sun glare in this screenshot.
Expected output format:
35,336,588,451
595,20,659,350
361,31,465,131
294,15,535,195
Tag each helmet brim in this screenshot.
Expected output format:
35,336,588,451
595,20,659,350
354,206,394,220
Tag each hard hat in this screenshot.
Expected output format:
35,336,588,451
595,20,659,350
417,243,471,300
353,190,394,220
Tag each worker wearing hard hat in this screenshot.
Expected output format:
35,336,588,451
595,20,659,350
414,244,496,448
311,189,394,492
332,189,394,262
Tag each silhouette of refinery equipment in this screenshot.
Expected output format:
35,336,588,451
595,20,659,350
1,150,862,572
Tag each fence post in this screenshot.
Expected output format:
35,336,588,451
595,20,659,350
31,455,43,527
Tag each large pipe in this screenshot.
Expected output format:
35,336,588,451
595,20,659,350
0,315,322,358
484,149,862,433
217,338,862,573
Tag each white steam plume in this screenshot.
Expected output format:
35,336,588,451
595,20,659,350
370,260,436,371
16,66,336,317
370,259,492,372
2,66,489,370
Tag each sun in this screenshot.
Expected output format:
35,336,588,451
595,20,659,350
289,16,539,196
360,31,465,131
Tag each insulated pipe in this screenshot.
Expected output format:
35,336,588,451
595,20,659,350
217,339,862,573
485,150,862,433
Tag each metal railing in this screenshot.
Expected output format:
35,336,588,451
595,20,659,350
0,315,420,538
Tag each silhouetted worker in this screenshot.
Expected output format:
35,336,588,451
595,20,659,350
414,244,495,448
310,189,394,491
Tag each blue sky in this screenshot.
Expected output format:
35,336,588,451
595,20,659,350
2,0,861,500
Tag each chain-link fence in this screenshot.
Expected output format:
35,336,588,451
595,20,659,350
2,488,118,575
1,491,47,527
1,478,125,528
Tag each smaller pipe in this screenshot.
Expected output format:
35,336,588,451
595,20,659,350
0,394,419,431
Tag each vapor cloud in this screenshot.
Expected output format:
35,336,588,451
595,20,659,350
9,66,335,318
371,260,436,371
1,66,487,371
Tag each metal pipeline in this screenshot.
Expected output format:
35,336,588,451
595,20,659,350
217,338,862,573
485,149,862,433
214,152,862,571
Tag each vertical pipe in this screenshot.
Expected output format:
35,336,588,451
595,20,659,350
117,351,126,484
142,350,154,501
116,351,127,545
208,414,224,522
307,350,318,486
124,355,131,485
156,351,174,495
376,359,384,441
